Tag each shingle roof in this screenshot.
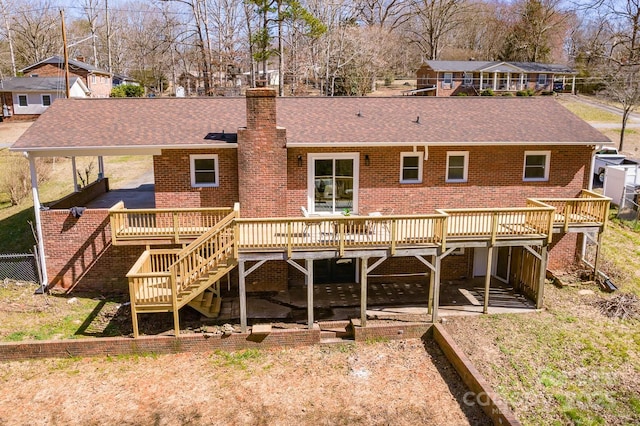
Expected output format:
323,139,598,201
0,77,82,92
424,60,576,74
20,55,110,75
11,96,610,152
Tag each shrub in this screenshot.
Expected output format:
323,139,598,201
455,92,468,96
502,92,514,96
480,89,494,96
110,84,144,98
526,88,535,96
516,90,530,96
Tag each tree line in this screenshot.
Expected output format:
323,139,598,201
0,1,637,103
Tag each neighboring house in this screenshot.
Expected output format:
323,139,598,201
112,74,138,87
20,56,112,98
415,61,577,96
11,92,611,337
0,77,89,120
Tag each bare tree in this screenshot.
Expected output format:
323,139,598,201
407,0,471,60
81,0,101,67
10,0,60,68
499,0,570,63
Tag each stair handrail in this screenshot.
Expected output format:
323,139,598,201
168,208,238,296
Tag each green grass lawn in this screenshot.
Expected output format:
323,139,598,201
446,211,640,425
558,98,621,122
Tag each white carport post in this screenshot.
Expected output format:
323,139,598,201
27,153,48,288
98,156,105,180
71,157,79,192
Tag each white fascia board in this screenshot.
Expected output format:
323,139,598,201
11,143,238,157
285,140,610,148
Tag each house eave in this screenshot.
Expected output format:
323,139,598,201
285,140,612,148
11,143,239,157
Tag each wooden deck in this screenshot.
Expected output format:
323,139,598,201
119,191,610,337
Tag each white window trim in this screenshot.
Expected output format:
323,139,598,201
463,72,473,86
523,150,550,182
190,154,219,187
537,74,547,85
41,94,52,107
446,151,469,183
17,94,28,107
91,75,96,84
400,152,424,184
307,152,359,214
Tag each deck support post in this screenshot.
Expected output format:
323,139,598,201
536,244,548,309
360,257,368,327
483,246,494,314
306,259,314,329
431,255,442,323
428,255,435,315
592,232,603,281
238,260,247,333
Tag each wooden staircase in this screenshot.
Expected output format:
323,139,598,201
187,282,223,318
127,209,238,337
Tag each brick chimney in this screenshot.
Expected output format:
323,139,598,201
237,88,288,218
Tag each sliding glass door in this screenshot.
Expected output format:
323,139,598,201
308,153,359,214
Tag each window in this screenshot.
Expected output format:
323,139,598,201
17,95,27,107
523,151,550,181
190,154,219,187
446,151,468,182
463,72,473,86
442,72,453,89
91,75,96,84
400,152,424,183
537,74,547,86
42,95,51,107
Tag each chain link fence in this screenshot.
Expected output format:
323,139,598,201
0,248,41,284
618,184,640,222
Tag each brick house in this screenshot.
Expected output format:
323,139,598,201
415,61,576,96
11,90,611,336
20,56,112,98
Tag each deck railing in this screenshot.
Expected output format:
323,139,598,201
438,206,555,244
533,190,610,232
110,202,234,244
236,214,446,256
127,249,180,307
126,208,239,306
115,191,610,257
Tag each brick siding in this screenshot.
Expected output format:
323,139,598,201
154,148,239,208
41,208,144,293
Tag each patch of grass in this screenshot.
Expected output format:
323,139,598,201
0,290,111,342
211,349,262,370
364,336,390,345
558,99,621,122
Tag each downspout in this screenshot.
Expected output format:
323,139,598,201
582,147,598,263
26,153,49,290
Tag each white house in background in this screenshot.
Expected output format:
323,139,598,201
0,77,90,119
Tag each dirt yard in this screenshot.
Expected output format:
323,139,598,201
0,339,490,425
0,120,33,147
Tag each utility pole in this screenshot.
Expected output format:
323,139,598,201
61,9,70,98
